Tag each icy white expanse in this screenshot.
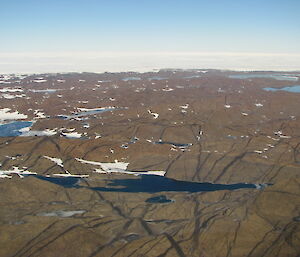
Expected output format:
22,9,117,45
1,52,300,74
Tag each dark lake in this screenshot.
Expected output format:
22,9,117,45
145,195,173,203
90,175,260,193
31,174,266,193
154,141,192,148
34,175,80,187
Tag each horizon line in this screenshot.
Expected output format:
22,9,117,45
1,68,300,76
1,51,300,58
1,51,300,74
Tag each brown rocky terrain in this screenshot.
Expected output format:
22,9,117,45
0,70,300,257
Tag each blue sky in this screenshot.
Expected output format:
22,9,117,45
0,0,300,73
1,0,299,53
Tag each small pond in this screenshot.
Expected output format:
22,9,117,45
263,85,300,93
229,74,298,81
0,121,33,137
58,108,115,120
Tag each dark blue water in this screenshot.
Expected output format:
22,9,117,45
155,141,192,148
31,174,268,194
0,121,32,137
34,175,80,187
263,85,300,93
146,195,173,203
90,175,260,193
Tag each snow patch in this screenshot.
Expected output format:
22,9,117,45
37,210,86,217
0,167,37,179
20,129,57,137
62,132,82,139
75,158,165,176
255,103,263,107
44,156,64,167
1,93,25,99
0,108,27,122
0,88,23,92
162,88,174,92
52,173,89,178
148,110,159,119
